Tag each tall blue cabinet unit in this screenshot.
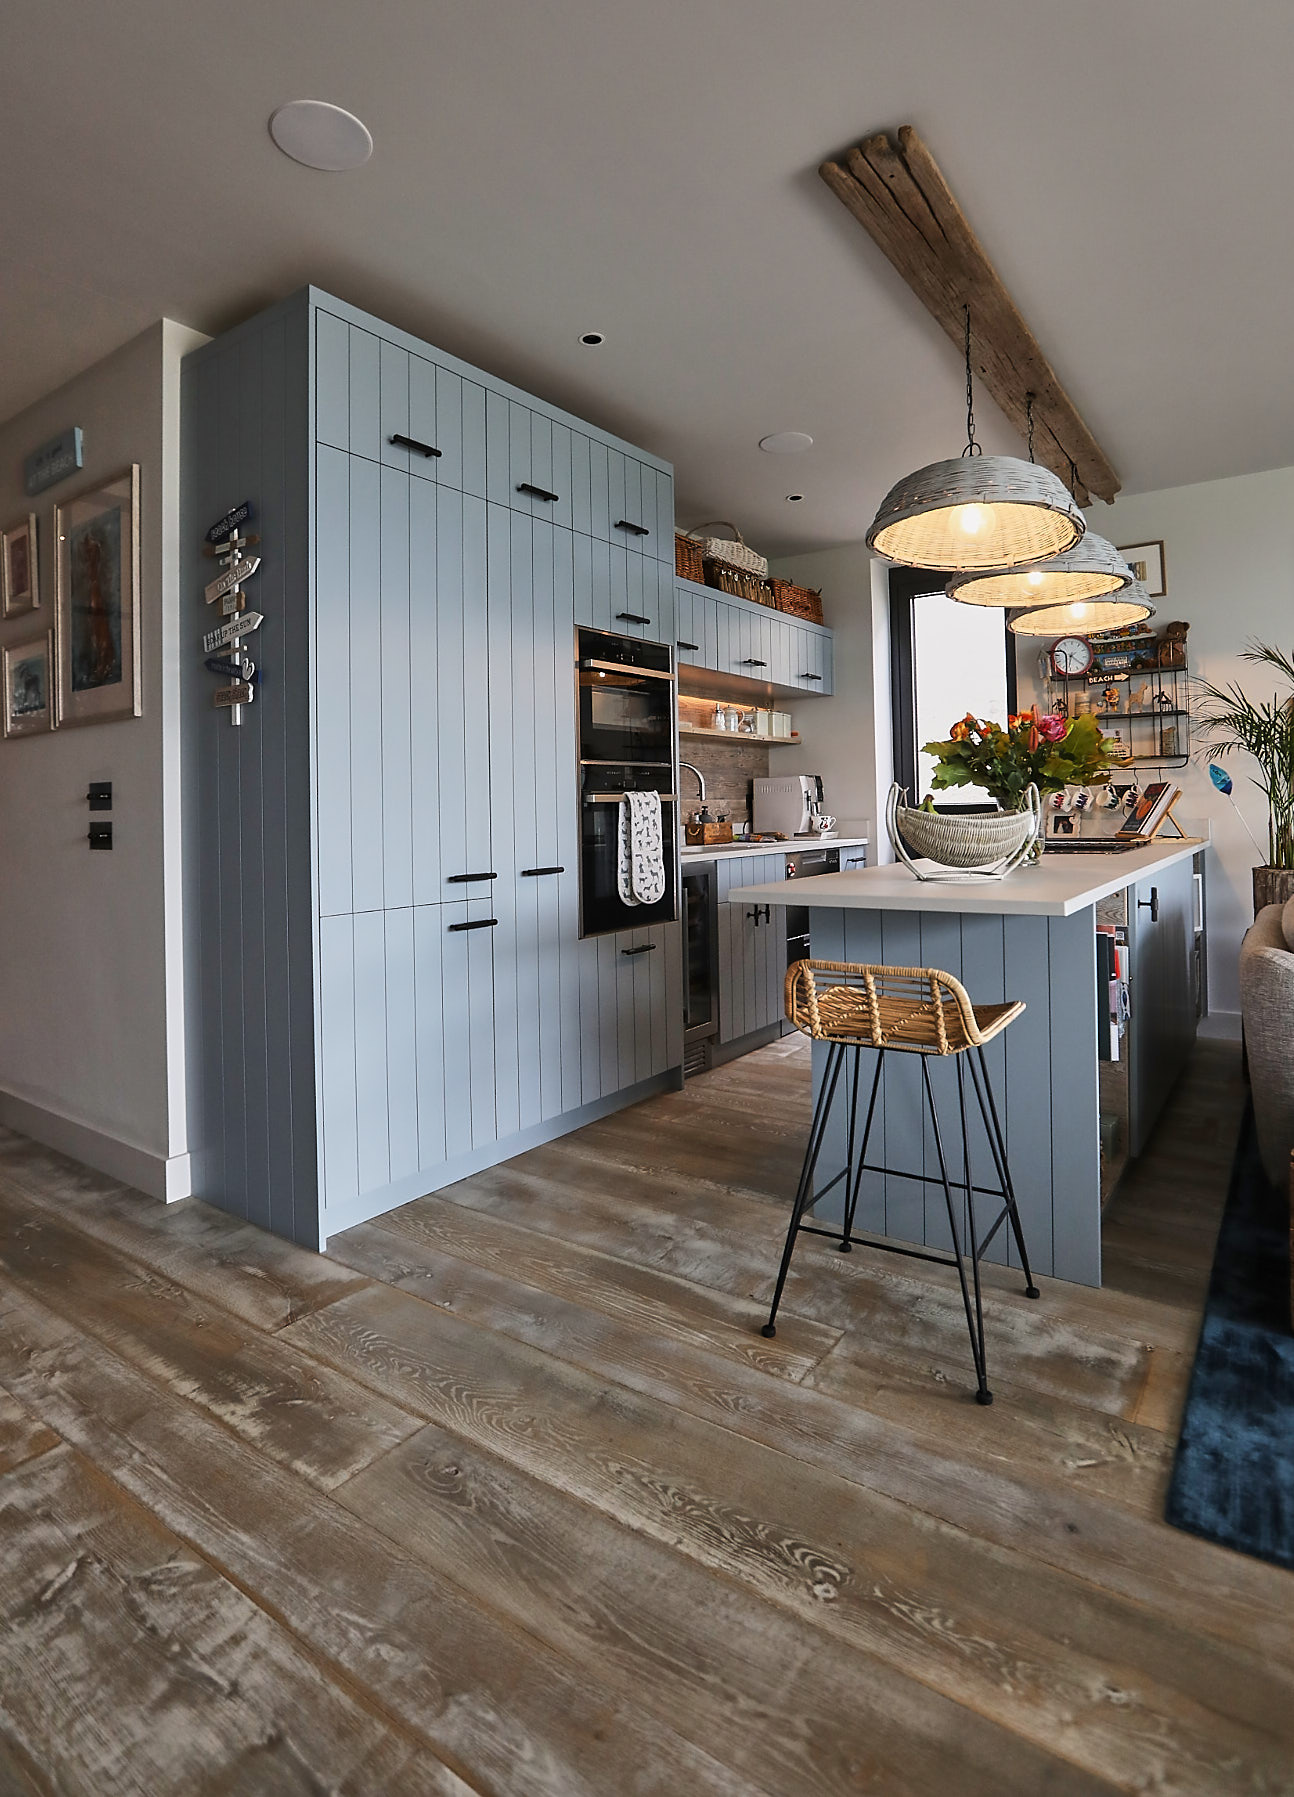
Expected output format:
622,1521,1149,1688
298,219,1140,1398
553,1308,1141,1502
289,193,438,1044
182,288,682,1249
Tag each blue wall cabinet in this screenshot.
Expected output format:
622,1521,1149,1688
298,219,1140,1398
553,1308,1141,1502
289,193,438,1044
673,577,833,696
184,288,682,1248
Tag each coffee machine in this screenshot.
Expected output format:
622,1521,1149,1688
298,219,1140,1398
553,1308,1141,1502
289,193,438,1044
753,774,835,838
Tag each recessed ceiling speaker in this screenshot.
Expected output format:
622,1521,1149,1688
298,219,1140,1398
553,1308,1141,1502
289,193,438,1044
269,101,373,171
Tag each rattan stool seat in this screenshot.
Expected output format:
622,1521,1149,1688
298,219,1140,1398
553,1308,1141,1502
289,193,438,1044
786,959,1024,1054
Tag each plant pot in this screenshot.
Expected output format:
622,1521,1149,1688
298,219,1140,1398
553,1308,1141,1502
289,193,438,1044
1253,866,1294,917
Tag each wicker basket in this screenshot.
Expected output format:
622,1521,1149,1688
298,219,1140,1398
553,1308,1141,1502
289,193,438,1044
768,578,824,625
703,559,775,607
685,521,769,579
886,783,1041,879
674,532,706,583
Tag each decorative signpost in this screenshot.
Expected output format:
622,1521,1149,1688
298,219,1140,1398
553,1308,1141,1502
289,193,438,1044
201,503,259,726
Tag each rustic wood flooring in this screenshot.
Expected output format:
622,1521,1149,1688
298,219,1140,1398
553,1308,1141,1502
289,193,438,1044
0,1034,1289,1795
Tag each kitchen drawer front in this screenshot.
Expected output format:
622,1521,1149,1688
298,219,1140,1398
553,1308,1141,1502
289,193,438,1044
575,922,683,1102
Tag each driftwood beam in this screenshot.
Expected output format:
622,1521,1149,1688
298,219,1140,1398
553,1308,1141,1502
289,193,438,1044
822,126,1119,506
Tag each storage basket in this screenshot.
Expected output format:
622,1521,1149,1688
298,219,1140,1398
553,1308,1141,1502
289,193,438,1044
768,578,825,625
703,558,776,607
674,532,706,583
685,521,769,579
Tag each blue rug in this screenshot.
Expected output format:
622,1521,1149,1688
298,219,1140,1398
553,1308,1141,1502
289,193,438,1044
1165,1105,1294,1569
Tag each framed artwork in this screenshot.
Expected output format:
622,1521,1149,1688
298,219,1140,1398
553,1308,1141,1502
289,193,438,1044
1116,539,1166,598
54,465,141,727
3,631,55,738
2,514,38,616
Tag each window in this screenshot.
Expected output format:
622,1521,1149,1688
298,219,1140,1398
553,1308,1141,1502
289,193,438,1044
890,568,1016,810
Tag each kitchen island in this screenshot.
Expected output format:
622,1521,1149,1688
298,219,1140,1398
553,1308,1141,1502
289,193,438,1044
732,835,1205,1285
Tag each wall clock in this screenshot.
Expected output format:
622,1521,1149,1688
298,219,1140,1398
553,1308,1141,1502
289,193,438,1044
1048,635,1094,678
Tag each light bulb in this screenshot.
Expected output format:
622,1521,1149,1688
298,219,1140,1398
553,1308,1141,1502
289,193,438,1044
957,504,984,535
1069,601,1088,621
1027,571,1044,588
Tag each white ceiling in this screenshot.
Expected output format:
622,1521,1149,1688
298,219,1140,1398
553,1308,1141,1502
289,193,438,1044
4,0,1294,554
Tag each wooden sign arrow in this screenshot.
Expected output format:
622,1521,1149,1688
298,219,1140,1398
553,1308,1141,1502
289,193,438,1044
206,500,254,545
204,653,254,679
202,533,260,558
214,682,254,708
220,590,248,618
204,557,259,604
202,611,263,655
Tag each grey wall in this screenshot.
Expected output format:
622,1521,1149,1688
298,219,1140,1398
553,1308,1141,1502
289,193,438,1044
0,321,206,1197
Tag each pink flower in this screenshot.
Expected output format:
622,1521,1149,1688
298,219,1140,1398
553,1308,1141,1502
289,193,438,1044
1037,713,1068,743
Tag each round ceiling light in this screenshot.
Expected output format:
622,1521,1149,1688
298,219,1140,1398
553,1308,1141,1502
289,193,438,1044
867,454,1085,572
269,101,373,171
580,331,605,346
785,493,805,503
947,532,1133,607
1008,583,1155,637
759,432,814,454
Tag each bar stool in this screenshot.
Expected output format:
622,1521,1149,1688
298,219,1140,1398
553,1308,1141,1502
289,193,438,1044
761,959,1040,1404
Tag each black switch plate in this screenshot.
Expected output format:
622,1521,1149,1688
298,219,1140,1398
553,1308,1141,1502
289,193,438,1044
88,822,113,850
87,782,112,810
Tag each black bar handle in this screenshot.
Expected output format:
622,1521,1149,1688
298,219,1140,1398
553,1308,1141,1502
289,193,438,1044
746,905,771,925
517,482,560,503
740,658,768,667
621,943,658,956
800,672,823,681
390,433,441,459
448,918,499,932
615,612,652,625
447,871,498,884
1138,886,1159,923
614,519,650,536
520,865,564,877
677,640,700,652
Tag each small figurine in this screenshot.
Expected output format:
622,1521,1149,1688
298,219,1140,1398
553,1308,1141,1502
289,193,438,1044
1130,682,1151,711
1052,695,1069,718
1154,690,1174,709
1101,683,1122,712
1159,620,1189,669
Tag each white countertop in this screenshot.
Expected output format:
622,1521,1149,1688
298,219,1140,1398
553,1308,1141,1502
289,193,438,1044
680,835,869,864
730,835,1205,917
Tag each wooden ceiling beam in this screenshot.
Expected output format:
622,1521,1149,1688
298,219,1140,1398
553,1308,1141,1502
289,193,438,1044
821,125,1120,507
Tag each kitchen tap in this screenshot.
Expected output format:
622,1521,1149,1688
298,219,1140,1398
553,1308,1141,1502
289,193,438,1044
679,762,706,804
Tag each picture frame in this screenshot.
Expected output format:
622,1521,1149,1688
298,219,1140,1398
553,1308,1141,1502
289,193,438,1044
2,514,39,617
1115,539,1166,598
54,464,141,728
3,631,55,738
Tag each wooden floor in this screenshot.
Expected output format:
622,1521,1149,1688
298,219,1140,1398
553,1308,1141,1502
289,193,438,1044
0,1034,1290,1795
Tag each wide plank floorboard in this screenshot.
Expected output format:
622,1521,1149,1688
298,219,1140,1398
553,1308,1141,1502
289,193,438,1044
0,1034,1286,1794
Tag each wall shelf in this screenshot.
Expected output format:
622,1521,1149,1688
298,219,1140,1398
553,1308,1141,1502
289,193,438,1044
679,724,801,745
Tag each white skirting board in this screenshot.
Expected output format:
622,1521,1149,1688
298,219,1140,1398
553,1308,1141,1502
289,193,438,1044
0,1090,192,1202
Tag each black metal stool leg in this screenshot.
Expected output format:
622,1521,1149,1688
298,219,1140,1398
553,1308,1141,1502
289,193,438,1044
973,1047,1041,1300
761,1043,843,1339
838,1045,862,1251
957,1055,992,1402
840,1049,884,1251
923,1056,991,1404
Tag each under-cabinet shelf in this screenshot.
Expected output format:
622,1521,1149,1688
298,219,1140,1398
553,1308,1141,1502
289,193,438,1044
678,724,802,745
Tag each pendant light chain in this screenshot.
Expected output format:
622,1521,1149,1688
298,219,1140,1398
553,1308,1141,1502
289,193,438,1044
1025,393,1036,464
961,304,981,458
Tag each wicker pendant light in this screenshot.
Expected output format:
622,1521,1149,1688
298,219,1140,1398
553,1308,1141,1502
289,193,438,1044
947,531,1134,608
1008,582,1155,637
866,311,1085,572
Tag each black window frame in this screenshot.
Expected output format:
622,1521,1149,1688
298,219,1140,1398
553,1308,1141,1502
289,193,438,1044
888,566,1017,812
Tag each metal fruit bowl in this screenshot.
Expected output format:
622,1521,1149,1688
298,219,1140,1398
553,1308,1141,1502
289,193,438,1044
887,784,1041,880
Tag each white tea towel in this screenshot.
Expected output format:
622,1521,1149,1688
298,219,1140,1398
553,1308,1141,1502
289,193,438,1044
617,791,666,906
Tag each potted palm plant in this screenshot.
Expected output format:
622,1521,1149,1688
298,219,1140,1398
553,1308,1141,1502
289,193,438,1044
1195,642,1294,914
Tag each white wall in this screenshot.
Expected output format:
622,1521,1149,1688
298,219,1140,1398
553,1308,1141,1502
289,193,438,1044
769,545,893,860
1016,465,1294,1029
0,320,206,1196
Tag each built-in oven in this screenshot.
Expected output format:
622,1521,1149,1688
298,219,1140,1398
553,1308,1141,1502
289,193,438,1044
577,628,678,938
784,845,841,965
578,628,675,763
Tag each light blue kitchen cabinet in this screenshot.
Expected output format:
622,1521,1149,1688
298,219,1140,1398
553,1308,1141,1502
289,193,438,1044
184,286,681,1250
715,853,788,1045
673,576,833,698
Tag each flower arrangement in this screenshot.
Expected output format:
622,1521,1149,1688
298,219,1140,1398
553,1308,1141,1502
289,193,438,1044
923,706,1117,811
